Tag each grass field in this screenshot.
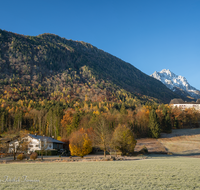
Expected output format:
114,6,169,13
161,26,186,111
0,156,200,190
158,134,200,154
135,128,200,155
158,128,200,155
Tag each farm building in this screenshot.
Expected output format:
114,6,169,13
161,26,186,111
169,99,200,110
8,134,64,154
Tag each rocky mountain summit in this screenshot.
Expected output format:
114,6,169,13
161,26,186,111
151,69,200,100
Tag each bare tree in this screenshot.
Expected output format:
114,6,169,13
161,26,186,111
39,136,48,160
9,131,29,160
0,139,9,156
94,116,112,157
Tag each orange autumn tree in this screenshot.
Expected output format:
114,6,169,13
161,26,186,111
61,111,73,137
69,128,92,157
134,106,150,137
171,107,184,128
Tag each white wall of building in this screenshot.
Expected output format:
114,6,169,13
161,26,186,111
171,104,200,110
9,136,55,154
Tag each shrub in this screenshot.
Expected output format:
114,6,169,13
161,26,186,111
35,150,58,156
17,153,26,160
139,146,148,154
0,153,7,158
30,152,38,160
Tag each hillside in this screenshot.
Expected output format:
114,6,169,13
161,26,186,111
0,29,180,103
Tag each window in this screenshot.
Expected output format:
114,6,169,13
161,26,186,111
29,145,33,147
35,145,39,147
49,144,52,148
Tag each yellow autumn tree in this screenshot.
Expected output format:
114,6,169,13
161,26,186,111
134,106,150,137
111,124,137,155
69,128,92,157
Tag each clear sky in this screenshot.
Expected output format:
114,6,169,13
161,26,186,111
1,0,200,89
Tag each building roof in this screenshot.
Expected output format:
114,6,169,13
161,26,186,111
28,134,64,144
2,136,20,143
169,99,185,104
170,98,200,105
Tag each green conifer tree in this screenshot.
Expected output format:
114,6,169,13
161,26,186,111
149,109,160,138
120,103,127,115
162,107,172,132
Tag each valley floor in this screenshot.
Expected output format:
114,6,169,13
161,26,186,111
0,156,200,190
1,128,200,189
135,128,200,155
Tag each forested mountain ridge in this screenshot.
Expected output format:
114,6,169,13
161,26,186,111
0,29,180,104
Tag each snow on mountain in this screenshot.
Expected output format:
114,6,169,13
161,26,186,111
150,69,200,99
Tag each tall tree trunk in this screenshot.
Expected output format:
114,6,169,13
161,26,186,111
39,115,41,135
20,120,22,131
5,116,8,130
1,114,4,132
18,119,20,130
9,116,11,130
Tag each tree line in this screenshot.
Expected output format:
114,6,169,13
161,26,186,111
1,99,200,140
1,98,200,157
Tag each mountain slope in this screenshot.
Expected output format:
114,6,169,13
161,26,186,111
0,29,180,103
151,69,200,100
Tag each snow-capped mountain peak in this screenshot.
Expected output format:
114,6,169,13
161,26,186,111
150,69,200,99
160,69,173,76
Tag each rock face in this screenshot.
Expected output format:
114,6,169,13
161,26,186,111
151,69,200,100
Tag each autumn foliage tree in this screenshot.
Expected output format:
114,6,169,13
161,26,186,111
134,106,150,137
61,111,73,137
69,128,92,157
111,124,137,155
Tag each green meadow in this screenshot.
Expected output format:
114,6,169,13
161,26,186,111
0,156,200,190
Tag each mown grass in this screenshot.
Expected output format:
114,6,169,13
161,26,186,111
0,156,200,190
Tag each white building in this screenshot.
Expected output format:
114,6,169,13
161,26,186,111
8,134,64,154
169,99,200,110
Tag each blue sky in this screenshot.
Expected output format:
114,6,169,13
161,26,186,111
1,0,200,89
